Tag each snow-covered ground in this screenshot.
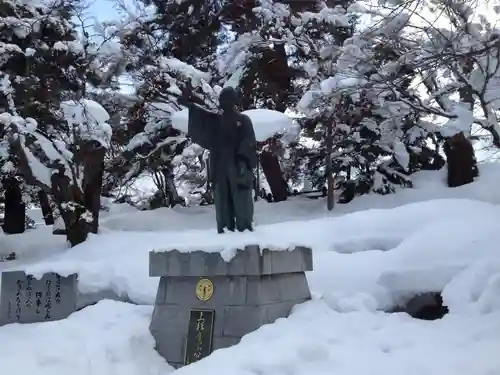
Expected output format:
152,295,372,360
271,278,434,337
1,163,500,375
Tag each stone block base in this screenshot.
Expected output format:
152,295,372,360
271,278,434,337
150,272,311,366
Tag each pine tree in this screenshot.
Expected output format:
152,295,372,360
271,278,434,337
329,0,500,191
0,0,110,245
115,0,225,207
294,3,448,202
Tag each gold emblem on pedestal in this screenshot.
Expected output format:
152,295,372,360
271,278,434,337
195,278,214,301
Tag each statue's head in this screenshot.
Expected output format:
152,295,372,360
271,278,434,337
218,86,240,112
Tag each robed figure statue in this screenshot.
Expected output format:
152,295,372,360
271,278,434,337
178,87,257,233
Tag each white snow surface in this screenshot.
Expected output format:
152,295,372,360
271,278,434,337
1,163,500,374
0,300,169,375
171,108,298,142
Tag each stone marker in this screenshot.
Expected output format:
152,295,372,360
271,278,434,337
149,245,313,368
184,309,215,365
0,271,78,325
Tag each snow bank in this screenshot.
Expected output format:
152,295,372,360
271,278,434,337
171,300,500,375
0,300,171,375
14,198,500,309
0,226,67,266
7,163,500,307
378,210,500,312
171,108,297,142
307,199,500,314
101,162,500,232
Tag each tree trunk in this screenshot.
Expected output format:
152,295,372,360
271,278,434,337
444,133,477,187
11,135,93,244
51,172,89,247
82,142,106,234
3,177,26,234
326,119,334,211
162,168,183,207
443,57,477,188
38,190,54,225
259,150,288,202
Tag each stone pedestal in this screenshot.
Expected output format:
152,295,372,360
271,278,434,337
149,245,313,368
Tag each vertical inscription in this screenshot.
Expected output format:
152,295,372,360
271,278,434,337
45,279,52,320
184,309,215,365
193,311,205,361
25,275,33,308
15,279,23,320
55,275,61,304
35,291,43,315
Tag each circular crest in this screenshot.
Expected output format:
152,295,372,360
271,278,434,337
195,278,214,301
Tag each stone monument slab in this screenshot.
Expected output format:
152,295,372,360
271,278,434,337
149,245,313,368
184,309,215,365
0,271,78,325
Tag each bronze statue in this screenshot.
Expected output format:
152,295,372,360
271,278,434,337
179,87,257,233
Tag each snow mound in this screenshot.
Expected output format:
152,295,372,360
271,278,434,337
9,198,499,311
171,108,298,142
0,300,170,375
171,300,500,375
378,210,500,313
